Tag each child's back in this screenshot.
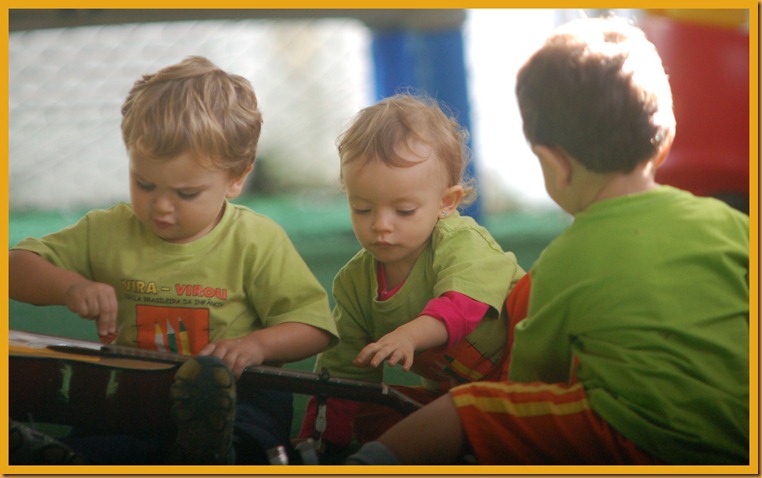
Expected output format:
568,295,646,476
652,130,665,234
510,186,748,463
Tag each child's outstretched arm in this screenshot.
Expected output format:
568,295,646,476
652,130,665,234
353,315,448,371
200,322,333,379
353,292,490,371
9,249,118,342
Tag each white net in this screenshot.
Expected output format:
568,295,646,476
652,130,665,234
9,18,373,211
10,10,584,214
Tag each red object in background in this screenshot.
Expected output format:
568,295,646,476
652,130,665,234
640,14,750,211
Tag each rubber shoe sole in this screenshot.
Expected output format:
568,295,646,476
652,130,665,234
9,420,87,465
168,356,236,464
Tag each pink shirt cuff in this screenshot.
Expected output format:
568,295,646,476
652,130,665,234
419,291,490,350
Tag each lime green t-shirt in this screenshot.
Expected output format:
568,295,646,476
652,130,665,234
317,212,524,390
13,202,338,354
509,186,749,464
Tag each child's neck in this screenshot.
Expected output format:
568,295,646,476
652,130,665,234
376,262,405,300
576,160,659,213
378,261,412,295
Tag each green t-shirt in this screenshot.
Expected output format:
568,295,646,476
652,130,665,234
13,202,338,354
509,186,749,464
317,212,524,390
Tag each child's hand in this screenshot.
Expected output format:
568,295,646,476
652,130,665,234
353,329,416,371
200,337,265,379
199,323,332,379
63,280,118,343
353,316,450,372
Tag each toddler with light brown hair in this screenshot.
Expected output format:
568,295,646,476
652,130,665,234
299,93,524,454
10,56,338,464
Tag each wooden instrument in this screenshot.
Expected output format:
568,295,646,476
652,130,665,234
9,329,422,434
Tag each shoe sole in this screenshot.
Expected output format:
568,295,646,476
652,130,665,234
9,420,87,465
169,356,236,464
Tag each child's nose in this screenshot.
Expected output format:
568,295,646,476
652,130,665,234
152,194,174,213
371,212,392,232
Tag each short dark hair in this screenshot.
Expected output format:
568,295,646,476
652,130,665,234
516,17,675,173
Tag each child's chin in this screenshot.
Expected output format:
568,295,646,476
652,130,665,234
156,231,191,244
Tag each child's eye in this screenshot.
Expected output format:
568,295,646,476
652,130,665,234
352,208,371,215
398,209,416,216
178,191,201,200
135,180,154,192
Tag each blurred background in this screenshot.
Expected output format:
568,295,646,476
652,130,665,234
7,7,752,439
7,4,752,356
8,8,570,213
8,8,750,214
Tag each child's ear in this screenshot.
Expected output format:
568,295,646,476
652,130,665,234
532,145,573,192
652,128,676,170
652,143,672,169
440,185,464,216
225,164,254,199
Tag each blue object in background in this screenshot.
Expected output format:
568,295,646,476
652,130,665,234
370,25,482,221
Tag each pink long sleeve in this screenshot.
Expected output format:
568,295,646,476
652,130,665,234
419,291,490,350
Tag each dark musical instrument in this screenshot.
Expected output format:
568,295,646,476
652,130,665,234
9,330,422,434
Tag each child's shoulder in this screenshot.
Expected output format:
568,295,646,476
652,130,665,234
432,212,503,251
435,211,490,233
225,202,288,231
334,249,374,280
82,202,136,224
342,248,374,268
603,186,747,228
220,202,306,251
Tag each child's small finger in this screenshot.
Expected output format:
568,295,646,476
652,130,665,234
370,355,384,368
353,352,368,366
99,332,116,344
386,351,401,367
402,355,413,371
355,343,381,366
